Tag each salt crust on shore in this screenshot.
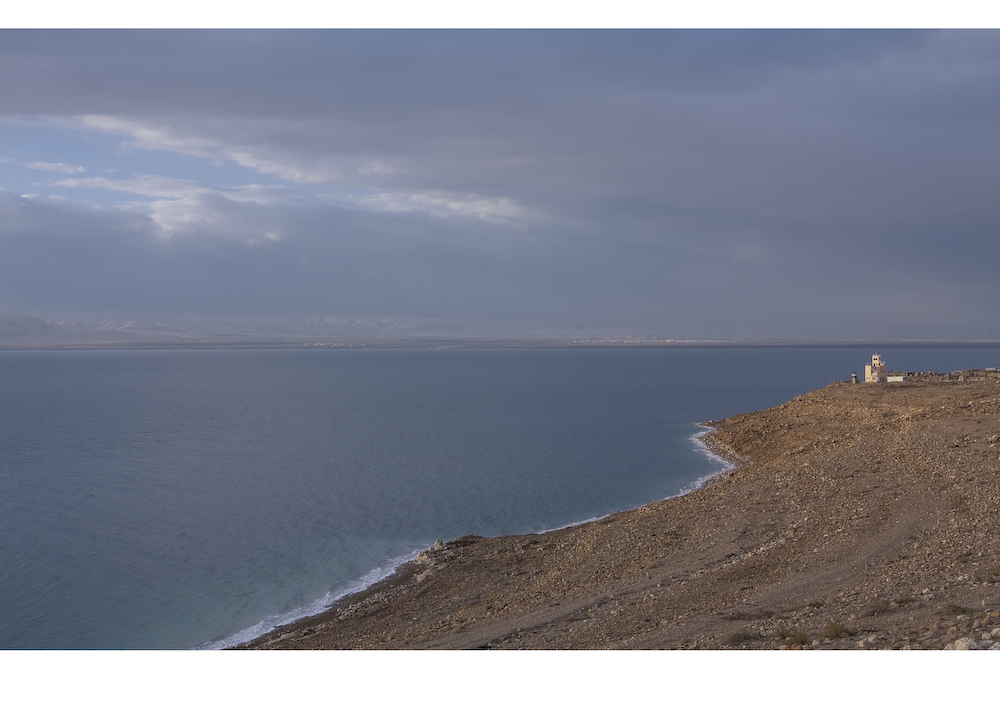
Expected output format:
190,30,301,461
240,379,1000,650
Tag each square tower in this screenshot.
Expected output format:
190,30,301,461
865,354,887,383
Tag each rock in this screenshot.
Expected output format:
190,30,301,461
857,634,882,648
953,637,983,650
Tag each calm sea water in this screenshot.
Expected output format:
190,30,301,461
1,346,997,649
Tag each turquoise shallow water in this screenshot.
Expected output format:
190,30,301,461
1,346,997,649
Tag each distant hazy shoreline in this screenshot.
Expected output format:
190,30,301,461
5,339,1000,352
4,313,1000,351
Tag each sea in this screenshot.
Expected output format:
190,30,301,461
1,345,997,650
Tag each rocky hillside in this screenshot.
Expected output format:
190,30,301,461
241,378,1000,650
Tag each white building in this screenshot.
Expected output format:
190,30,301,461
865,354,887,383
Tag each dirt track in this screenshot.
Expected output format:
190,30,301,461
240,378,1000,649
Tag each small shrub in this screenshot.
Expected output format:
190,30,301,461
774,622,809,646
940,603,973,616
784,631,809,647
862,598,891,617
822,621,852,639
725,629,757,645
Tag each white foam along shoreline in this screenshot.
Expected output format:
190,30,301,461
685,424,736,491
532,427,732,535
199,549,422,650
211,423,732,649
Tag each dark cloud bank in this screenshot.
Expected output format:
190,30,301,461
2,30,999,343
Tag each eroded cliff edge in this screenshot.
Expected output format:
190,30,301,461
239,379,1000,649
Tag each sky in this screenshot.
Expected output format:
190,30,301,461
2,29,999,340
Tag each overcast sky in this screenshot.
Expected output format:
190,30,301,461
1,30,999,339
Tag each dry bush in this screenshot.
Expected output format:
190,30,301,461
862,598,891,617
774,622,809,646
939,603,973,616
725,629,757,645
822,621,853,639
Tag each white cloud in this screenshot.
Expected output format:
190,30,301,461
20,193,70,202
25,161,86,174
55,174,300,205
70,115,425,198
344,190,530,227
66,116,536,227
57,175,206,199
143,192,292,244
77,115,354,184
58,167,532,234
55,174,309,243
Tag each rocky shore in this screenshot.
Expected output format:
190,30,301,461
239,377,1000,649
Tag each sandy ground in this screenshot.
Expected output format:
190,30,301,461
239,377,1000,649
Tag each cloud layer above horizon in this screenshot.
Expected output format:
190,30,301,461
2,30,999,339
